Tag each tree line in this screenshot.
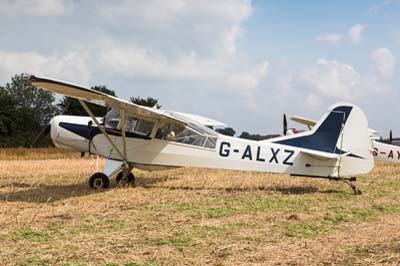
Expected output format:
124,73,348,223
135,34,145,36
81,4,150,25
0,73,278,148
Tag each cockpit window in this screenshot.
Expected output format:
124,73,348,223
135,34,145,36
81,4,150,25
156,122,216,149
105,109,120,129
164,111,218,137
105,108,154,137
126,116,154,136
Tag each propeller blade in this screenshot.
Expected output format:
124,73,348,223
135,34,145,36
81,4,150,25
31,124,51,146
389,130,393,144
283,113,288,136
31,101,70,148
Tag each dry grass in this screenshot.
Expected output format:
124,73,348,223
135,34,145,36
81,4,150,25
0,152,399,265
0,148,80,160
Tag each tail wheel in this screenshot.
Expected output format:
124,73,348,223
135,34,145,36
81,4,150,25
116,172,135,185
89,172,110,189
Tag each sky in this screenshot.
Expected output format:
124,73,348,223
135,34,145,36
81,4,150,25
0,0,399,136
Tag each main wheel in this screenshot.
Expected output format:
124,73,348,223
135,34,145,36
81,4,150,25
89,172,110,189
116,172,135,185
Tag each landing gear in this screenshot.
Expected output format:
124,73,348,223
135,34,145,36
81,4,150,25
116,171,135,185
89,172,110,189
88,161,135,189
329,176,362,195
291,174,362,195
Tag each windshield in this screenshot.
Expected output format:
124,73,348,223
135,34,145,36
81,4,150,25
105,108,120,129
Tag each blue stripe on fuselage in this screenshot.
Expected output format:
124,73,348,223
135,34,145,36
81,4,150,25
59,122,151,140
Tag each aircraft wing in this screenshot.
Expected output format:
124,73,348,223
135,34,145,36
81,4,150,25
29,75,186,125
290,116,317,127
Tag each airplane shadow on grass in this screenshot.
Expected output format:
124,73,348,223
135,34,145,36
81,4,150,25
136,177,338,195
0,175,338,203
0,176,178,203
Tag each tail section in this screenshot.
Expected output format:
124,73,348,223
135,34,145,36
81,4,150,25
276,105,353,153
275,102,374,176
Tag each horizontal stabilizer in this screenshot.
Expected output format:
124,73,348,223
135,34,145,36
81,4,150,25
300,149,340,160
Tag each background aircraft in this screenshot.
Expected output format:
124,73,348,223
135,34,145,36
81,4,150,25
29,75,374,194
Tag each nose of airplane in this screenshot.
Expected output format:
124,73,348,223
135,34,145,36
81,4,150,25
50,116,59,142
49,115,92,152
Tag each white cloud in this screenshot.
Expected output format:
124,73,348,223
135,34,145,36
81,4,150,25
313,33,344,44
92,0,252,59
0,0,65,16
313,24,366,44
225,61,269,96
98,43,269,99
0,51,91,85
299,58,362,99
348,24,366,43
370,48,396,79
98,45,223,81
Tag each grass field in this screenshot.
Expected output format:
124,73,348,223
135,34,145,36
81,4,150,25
0,149,399,265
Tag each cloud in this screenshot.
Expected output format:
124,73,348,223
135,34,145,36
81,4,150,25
246,57,396,114
98,42,269,99
0,51,91,85
98,45,223,81
314,24,366,44
370,48,396,79
91,0,252,59
298,59,362,99
225,61,269,96
0,0,65,16
348,24,366,43
313,33,344,44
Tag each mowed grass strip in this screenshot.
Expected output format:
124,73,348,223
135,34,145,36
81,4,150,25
0,153,399,265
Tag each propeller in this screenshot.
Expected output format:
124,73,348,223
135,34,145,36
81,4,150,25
87,120,93,155
31,123,52,146
283,113,288,136
31,102,71,147
389,130,393,144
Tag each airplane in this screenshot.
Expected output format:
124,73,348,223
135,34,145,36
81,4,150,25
29,75,374,194
282,115,400,164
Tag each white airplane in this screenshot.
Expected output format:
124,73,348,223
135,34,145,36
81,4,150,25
29,75,374,194
284,115,400,163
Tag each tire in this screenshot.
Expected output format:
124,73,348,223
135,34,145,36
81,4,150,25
89,172,110,189
116,172,135,185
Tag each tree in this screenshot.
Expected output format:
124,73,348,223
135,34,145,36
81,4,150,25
215,127,236,136
0,74,56,147
239,131,280,141
130,96,161,108
57,85,116,117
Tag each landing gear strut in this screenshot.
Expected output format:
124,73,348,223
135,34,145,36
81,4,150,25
329,176,362,195
291,174,362,195
89,172,110,189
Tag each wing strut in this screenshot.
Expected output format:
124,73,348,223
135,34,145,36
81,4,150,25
119,108,128,159
78,100,128,167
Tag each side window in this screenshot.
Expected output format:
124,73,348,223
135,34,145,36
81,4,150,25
156,123,209,147
105,109,120,129
156,123,169,139
175,128,206,147
166,124,186,141
125,116,154,137
205,137,217,149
